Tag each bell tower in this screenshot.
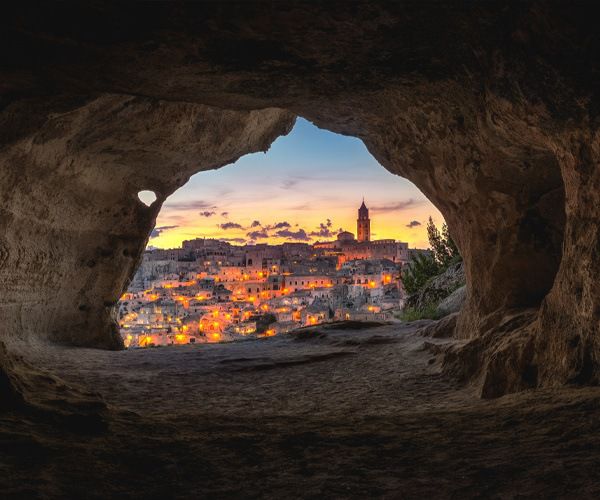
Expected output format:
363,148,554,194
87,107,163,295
357,199,370,242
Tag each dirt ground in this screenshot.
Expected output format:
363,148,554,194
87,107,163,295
2,322,600,499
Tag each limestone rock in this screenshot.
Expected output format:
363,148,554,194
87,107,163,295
418,313,459,339
0,2,599,402
406,262,466,312
436,286,467,317
0,96,294,349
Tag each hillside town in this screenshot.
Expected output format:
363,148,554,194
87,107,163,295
118,201,427,347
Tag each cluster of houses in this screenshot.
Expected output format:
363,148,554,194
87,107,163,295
119,201,428,347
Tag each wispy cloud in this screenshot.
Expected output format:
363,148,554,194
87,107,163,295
219,222,244,230
287,203,310,211
370,198,424,213
163,200,216,210
263,221,291,230
200,211,216,217
219,237,246,244
150,225,178,239
406,220,422,228
309,219,335,238
281,178,300,190
159,214,191,224
247,230,269,239
276,228,311,241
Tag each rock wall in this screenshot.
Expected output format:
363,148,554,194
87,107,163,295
0,96,294,349
1,2,599,400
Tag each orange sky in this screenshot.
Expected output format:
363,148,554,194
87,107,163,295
146,118,442,249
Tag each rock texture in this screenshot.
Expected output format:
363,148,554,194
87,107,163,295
0,96,293,350
1,2,600,403
405,261,466,313
418,313,459,339
5,325,600,498
436,286,467,318
0,96,294,405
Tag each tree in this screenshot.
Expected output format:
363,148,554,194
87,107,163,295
427,217,460,267
401,217,462,296
401,252,440,295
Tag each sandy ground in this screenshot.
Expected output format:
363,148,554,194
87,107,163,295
2,321,600,499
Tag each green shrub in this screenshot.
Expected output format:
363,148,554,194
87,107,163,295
397,304,442,321
427,216,461,268
401,217,462,296
401,252,440,295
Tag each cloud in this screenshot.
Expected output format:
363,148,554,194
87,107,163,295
309,219,335,238
276,228,311,241
219,237,246,244
247,230,269,239
281,178,300,189
250,220,261,227
200,211,216,217
158,213,194,226
370,199,424,213
149,225,178,239
406,220,422,228
288,203,309,211
261,221,291,231
218,222,244,230
163,200,215,210
221,211,229,218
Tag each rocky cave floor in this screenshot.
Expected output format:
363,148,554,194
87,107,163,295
2,322,600,499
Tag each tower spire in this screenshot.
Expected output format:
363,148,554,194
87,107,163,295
357,198,370,242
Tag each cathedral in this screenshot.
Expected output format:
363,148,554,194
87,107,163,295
313,200,410,265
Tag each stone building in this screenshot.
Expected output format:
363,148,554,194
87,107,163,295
357,199,371,242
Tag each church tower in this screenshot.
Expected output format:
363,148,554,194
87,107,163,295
357,199,370,242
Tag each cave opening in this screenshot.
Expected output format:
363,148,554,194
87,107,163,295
5,2,600,495
119,117,445,349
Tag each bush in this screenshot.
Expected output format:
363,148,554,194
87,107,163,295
401,252,440,295
255,313,277,333
397,304,442,321
399,217,463,321
402,217,462,296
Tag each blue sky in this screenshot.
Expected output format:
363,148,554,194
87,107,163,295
149,118,441,248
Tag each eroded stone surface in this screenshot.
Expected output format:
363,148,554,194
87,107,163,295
0,97,294,349
3,325,600,497
1,2,599,404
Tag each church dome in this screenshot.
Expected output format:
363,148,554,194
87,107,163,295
337,231,355,242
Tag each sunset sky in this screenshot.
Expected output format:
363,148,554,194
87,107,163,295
147,118,441,249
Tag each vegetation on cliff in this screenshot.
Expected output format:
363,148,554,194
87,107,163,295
400,218,463,320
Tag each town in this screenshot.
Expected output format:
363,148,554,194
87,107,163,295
118,201,427,347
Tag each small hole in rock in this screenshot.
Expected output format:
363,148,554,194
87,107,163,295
138,190,157,207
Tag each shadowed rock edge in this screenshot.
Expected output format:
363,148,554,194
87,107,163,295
1,2,600,405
